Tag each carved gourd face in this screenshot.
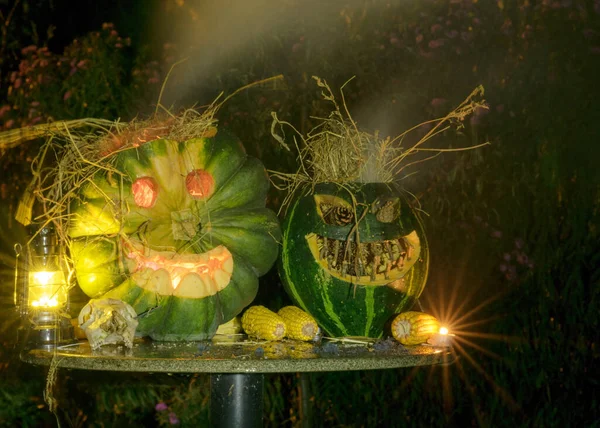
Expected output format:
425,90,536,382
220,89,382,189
69,130,281,341
279,182,428,338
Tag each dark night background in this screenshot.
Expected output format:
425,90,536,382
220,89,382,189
1,0,599,426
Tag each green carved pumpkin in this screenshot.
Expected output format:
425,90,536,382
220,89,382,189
69,130,281,341
279,182,428,338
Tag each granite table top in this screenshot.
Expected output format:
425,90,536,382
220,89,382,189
22,335,454,374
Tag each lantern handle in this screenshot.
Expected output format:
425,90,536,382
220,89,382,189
13,243,22,307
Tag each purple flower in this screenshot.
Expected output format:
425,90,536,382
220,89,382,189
582,28,596,39
491,230,502,239
169,412,180,425
155,402,168,412
515,238,524,249
505,265,517,281
431,24,443,34
446,30,458,39
516,253,529,265
499,264,508,272
428,39,446,49
503,253,511,262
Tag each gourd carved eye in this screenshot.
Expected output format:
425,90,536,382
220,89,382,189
314,194,354,225
186,169,215,200
372,198,400,223
132,177,158,208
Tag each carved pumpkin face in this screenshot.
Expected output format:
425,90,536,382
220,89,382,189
279,182,428,338
69,131,281,341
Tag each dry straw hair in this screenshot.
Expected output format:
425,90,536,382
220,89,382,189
269,76,489,212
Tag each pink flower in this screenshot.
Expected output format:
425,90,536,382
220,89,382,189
14,78,22,89
168,412,180,425
0,105,11,118
428,39,445,49
5,119,14,129
155,402,168,412
430,24,443,34
77,60,87,69
21,45,37,55
63,91,72,101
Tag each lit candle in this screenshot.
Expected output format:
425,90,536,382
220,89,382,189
28,270,68,309
427,326,455,347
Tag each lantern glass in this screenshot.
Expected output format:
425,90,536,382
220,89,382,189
27,261,68,309
15,224,74,347
24,224,70,312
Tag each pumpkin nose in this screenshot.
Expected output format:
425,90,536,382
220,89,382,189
171,208,200,241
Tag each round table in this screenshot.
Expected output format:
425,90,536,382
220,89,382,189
22,336,454,427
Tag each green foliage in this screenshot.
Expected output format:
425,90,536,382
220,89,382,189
0,0,599,426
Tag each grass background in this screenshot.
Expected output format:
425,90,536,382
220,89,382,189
0,0,598,426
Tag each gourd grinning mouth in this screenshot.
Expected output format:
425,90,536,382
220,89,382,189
305,231,421,286
120,238,233,297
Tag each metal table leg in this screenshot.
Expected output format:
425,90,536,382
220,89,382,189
210,373,264,428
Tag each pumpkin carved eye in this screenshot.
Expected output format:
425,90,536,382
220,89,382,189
132,177,158,208
314,194,354,225
185,169,215,200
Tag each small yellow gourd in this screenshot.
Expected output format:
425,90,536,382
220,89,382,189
278,306,319,341
391,311,440,345
241,306,287,341
215,316,243,335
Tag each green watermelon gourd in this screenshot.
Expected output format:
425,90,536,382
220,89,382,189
279,182,428,338
69,129,281,341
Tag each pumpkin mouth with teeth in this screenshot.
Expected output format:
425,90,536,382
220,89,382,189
305,230,420,286
123,239,234,298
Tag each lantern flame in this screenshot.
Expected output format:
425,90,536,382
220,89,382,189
28,270,68,309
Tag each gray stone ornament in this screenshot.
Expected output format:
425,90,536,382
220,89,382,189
78,298,139,349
